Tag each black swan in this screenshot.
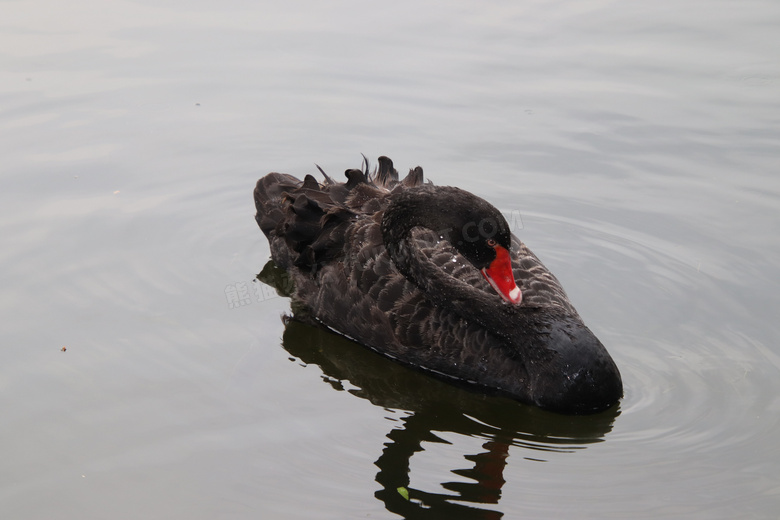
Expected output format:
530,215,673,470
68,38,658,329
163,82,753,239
254,156,622,414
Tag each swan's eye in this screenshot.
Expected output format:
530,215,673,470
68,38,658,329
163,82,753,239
487,238,497,248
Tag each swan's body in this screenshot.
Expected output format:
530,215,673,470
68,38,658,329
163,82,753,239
254,156,622,414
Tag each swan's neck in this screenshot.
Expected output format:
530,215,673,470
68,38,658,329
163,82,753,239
392,232,518,335
381,185,523,332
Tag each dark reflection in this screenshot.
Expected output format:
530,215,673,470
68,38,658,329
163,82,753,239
258,261,620,519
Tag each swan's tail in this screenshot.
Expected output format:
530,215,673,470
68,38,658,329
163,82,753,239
254,156,425,273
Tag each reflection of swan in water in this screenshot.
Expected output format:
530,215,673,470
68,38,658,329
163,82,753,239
259,261,620,518
375,413,512,519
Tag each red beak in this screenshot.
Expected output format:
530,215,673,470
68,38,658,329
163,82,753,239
480,245,522,304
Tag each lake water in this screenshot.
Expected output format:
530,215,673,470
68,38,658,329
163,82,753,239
2,1,779,518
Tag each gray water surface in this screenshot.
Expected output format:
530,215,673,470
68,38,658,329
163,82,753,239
2,1,780,518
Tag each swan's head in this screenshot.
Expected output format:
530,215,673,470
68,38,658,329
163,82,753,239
446,200,522,305
382,184,522,304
